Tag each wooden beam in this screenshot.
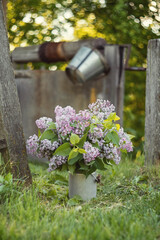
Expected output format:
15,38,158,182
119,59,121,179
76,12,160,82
11,38,107,63
145,39,160,165
0,1,32,184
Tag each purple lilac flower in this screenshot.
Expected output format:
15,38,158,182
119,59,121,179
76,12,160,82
118,128,133,152
55,105,76,137
88,125,104,143
48,155,67,171
101,143,121,164
55,105,91,138
26,134,39,156
88,99,115,121
83,141,100,163
39,140,59,158
35,117,53,129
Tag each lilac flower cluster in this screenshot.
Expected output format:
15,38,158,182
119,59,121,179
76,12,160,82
118,128,133,152
26,134,39,156
55,106,91,138
88,99,115,121
39,139,59,158
26,134,59,159
48,155,67,171
100,143,121,165
35,117,53,129
83,141,100,163
88,125,104,143
26,99,133,174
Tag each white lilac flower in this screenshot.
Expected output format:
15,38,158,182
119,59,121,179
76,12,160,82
83,141,100,163
118,128,133,152
101,143,121,164
39,140,59,158
48,155,67,171
35,117,53,129
26,134,40,157
88,99,115,121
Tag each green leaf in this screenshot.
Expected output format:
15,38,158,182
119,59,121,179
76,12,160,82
70,133,80,145
38,129,41,138
68,165,76,174
54,142,71,156
68,154,83,165
61,164,68,172
85,164,97,178
107,112,120,122
84,126,90,134
120,149,127,153
92,142,100,150
109,160,116,165
47,122,56,130
4,173,12,183
79,161,89,171
95,158,106,170
105,131,120,146
127,134,135,140
77,133,88,148
40,129,57,141
78,148,87,154
103,121,113,130
68,148,79,160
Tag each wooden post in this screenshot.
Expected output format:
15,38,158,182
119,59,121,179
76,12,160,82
145,39,160,165
0,1,32,184
103,45,125,125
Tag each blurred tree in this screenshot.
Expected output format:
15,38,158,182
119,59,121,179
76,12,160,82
7,0,160,153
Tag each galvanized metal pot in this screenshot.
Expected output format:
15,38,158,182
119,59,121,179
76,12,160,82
69,173,97,201
66,46,109,84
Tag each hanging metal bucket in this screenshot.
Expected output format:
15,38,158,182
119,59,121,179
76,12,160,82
66,46,109,84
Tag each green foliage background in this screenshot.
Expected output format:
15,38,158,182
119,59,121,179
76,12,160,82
7,0,160,153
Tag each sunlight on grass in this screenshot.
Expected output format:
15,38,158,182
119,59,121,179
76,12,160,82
0,155,160,240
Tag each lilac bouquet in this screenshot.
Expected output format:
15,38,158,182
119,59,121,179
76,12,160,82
26,99,133,177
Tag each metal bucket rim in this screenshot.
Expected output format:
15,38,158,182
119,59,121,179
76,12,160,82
66,65,86,84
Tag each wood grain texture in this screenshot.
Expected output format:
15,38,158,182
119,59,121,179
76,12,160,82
104,45,125,125
145,39,160,165
0,1,32,184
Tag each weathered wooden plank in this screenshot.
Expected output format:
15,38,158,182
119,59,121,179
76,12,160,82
15,70,106,139
0,1,32,184
145,39,160,165
14,70,32,79
104,45,125,125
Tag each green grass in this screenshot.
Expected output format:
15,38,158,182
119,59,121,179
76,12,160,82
0,156,160,240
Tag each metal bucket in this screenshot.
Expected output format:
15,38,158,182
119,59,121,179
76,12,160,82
69,173,97,201
66,46,109,84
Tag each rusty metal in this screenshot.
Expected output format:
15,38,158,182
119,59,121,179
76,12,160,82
38,39,107,63
39,42,65,63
